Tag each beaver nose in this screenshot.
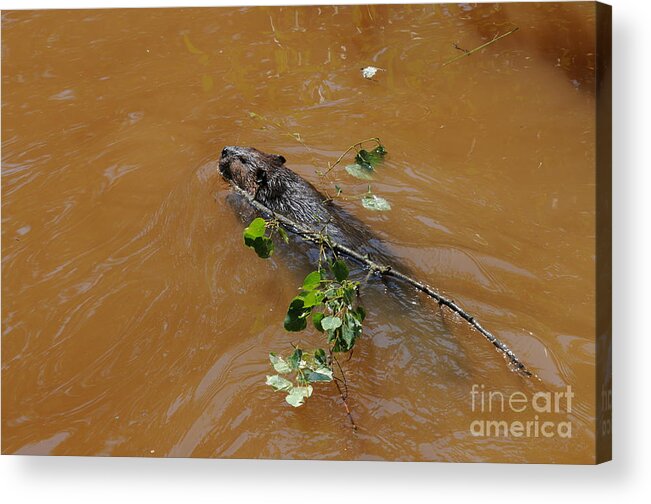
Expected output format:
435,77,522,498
221,146,237,157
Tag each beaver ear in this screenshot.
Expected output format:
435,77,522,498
275,154,286,165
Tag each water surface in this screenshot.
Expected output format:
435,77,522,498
2,3,597,462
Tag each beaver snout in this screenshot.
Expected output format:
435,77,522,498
219,146,252,179
221,146,252,159
221,146,237,157
218,146,237,180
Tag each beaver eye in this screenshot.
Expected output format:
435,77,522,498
237,156,248,165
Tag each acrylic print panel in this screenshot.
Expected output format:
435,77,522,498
1,2,611,463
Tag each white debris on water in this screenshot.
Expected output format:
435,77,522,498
361,66,385,79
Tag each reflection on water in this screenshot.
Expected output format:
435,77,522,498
2,3,597,462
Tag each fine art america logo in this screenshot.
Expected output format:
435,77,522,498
469,384,574,438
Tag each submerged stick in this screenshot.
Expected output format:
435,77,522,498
226,185,534,378
442,26,519,67
334,378,357,431
330,351,356,431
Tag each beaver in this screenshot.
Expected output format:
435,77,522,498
218,145,393,264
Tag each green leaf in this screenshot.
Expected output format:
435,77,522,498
341,313,361,349
374,144,387,155
312,312,325,332
313,348,327,366
284,297,310,332
288,297,305,311
278,227,289,243
250,236,274,258
321,316,342,331
361,194,391,212
269,353,292,374
354,151,369,169
354,305,366,322
331,338,347,353
323,288,338,300
331,259,349,282
285,385,313,407
266,374,293,392
243,218,275,257
307,367,333,382
354,145,387,170
288,348,303,370
243,218,266,240
301,290,324,308
342,284,357,304
345,163,374,180
284,311,307,332
302,271,322,291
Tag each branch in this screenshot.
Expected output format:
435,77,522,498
330,350,356,431
322,137,381,176
225,185,534,378
442,26,519,67
334,378,357,431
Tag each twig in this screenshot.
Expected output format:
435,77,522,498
334,378,356,430
442,26,519,67
330,359,356,430
322,137,381,176
329,349,355,429
225,185,534,378
330,351,349,399
248,111,309,150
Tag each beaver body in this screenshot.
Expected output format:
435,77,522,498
219,146,392,262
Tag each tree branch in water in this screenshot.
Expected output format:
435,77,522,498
225,185,534,378
442,26,519,67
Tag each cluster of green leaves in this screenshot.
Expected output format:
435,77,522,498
265,258,365,406
345,145,387,180
265,348,333,407
246,229,366,407
284,260,365,353
243,217,288,259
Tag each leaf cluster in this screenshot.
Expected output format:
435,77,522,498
284,260,365,352
244,216,367,407
269,257,366,407
266,348,333,407
345,145,387,180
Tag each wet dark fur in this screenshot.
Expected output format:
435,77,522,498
219,146,392,263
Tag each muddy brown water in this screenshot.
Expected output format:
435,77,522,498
2,3,598,462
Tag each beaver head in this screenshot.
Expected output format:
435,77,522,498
219,146,287,196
